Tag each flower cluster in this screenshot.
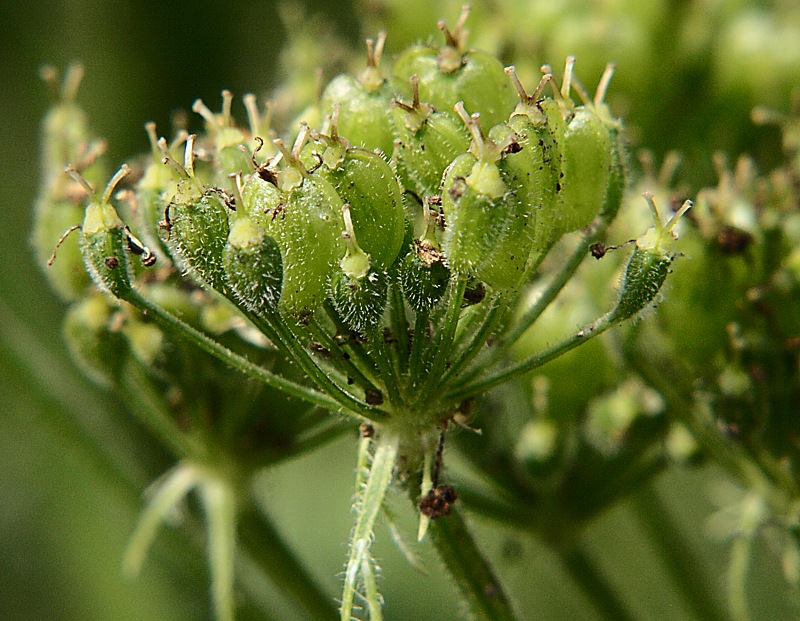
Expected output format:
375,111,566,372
32,7,711,621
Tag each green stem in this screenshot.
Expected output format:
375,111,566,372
633,486,728,621
413,277,467,410
238,503,339,621
262,310,381,418
371,327,404,407
305,316,379,394
341,434,399,620
500,216,610,353
323,300,381,383
449,311,616,402
408,306,430,390
125,289,381,420
389,282,410,374
428,506,521,621
440,294,508,385
728,533,753,621
556,539,636,621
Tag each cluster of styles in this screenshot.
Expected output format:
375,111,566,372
33,7,695,621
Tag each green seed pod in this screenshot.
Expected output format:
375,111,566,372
222,174,283,315
133,123,183,261
320,33,395,155
592,66,628,222
552,59,624,234
52,165,154,299
243,129,346,316
611,193,692,323
34,64,107,301
392,6,516,131
440,103,530,290
38,64,107,190
399,208,450,312
164,135,232,293
559,107,611,231
302,111,405,270
63,292,125,387
390,75,471,201
122,316,165,371
330,204,388,334
503,67,564,252
192,91,253,180
35,194,90,301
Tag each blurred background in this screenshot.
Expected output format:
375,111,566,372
1,1,798,619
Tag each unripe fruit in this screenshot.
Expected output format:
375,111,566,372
440,103,531,290
548,60,626,235
503,67,563,252
392,6,516,131
320,33,395,155
390,75,470,201
34,64,107,301
611,193,692,323
163,135,232,293
302,112,405,270
243,129,345,316
192,91,253,180
53,165,151,299
222,174,283,316
399,206,450,312
63,292,125,387
133,123,183,261
330,204,388,334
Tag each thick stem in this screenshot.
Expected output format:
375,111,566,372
556,540,637,621
632,486,728,621
428,506,522,621
238,503,339,621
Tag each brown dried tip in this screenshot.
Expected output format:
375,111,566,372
438,4,471,50
419,485,457,519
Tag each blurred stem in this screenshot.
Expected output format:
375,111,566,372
629,336,792,516
119,357,200,459
633,485,728,621
238,502,338,621
0,299,148,499
728,532,753,621
428,506,521,621
555,539,636,621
